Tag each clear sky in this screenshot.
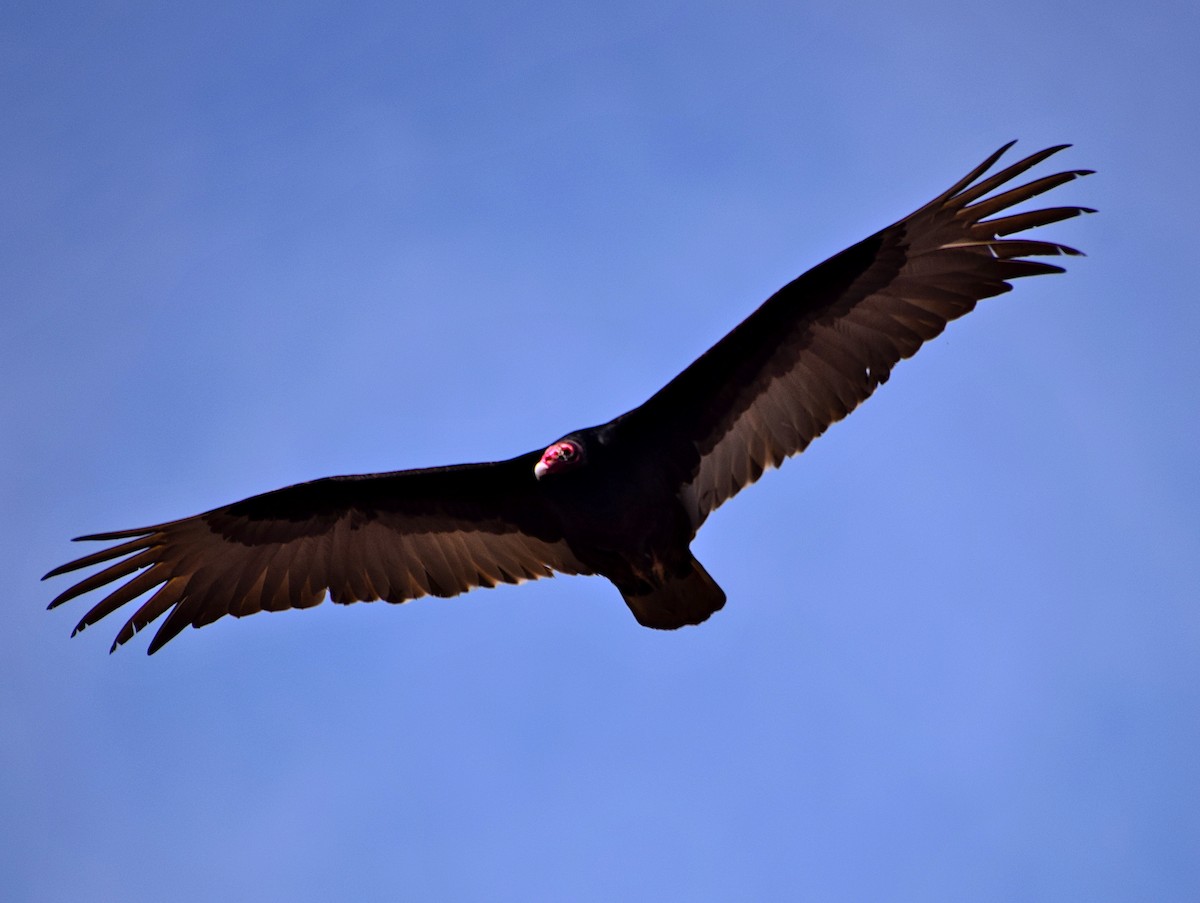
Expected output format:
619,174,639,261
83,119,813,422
4,2,1198,901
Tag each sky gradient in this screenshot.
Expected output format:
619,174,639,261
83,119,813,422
4,2,1198,901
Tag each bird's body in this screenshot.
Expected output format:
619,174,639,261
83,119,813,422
46,142,1093,653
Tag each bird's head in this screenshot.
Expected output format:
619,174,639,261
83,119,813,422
534,439,585,480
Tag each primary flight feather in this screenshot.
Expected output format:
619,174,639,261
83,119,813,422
46,142,1093,653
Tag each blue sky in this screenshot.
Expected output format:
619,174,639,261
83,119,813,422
4,2,1198,900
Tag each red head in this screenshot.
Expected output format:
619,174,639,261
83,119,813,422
534,439,583,480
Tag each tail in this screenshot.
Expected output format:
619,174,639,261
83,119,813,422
619,556,727,630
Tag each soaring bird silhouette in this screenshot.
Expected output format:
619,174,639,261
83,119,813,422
46,142,1092,654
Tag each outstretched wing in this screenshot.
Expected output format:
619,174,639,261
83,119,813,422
617,142,1093,527
45,453,588,653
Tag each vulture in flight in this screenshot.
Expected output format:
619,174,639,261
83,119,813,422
46,142,1092,654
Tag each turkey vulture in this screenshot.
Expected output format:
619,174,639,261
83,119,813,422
46,142,1092,654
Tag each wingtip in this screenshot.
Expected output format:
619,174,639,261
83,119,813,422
991,140,1074,161
73,527,152,542
44,558,80,581
43,563,79,582
145,635,168,655
109,624,133,654
46,588,72,610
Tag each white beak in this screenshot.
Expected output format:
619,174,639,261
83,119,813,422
534,460,549,480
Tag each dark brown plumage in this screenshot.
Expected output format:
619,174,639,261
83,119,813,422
46,142,1092,653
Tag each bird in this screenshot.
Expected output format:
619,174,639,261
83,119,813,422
46,142,1092,654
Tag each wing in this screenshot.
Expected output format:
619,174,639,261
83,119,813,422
616,142,1093,527
45,452,588,653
